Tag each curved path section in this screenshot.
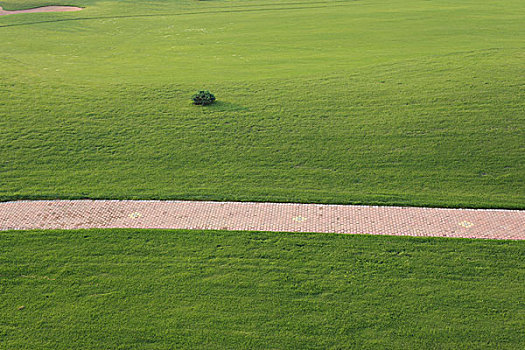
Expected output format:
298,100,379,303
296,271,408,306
0,6,82,16
0,200,523,240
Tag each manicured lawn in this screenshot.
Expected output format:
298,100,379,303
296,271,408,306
0,0,524,208
0,229,524,349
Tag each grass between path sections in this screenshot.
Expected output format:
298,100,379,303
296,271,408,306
1,229,524,349
0,0,524,208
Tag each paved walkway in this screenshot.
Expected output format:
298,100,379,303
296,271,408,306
0,200,523,240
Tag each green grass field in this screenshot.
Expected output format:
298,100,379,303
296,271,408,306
0,0,523,208
2,3,524,348
0,229,523,349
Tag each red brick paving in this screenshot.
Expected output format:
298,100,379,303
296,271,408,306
1,200,523,240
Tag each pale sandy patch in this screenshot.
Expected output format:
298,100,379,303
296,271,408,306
0,5,83,16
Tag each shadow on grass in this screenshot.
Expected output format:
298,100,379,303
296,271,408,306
201,100,250,112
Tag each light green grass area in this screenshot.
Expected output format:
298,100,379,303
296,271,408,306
1,0,524,207
1,229,524,349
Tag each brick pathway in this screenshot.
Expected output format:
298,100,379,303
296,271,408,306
0,200,523,240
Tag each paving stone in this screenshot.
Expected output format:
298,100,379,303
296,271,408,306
0,200,523,240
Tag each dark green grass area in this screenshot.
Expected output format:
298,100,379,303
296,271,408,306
0,0,524,208
1,229,524,349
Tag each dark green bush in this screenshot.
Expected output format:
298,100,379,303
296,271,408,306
192,90,216,105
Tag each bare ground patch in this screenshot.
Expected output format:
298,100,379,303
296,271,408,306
0,5,82,16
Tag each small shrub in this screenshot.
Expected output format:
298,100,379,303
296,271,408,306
192,90,216,106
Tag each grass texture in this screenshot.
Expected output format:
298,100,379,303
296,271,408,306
0,0,524,208
1,229,524,349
